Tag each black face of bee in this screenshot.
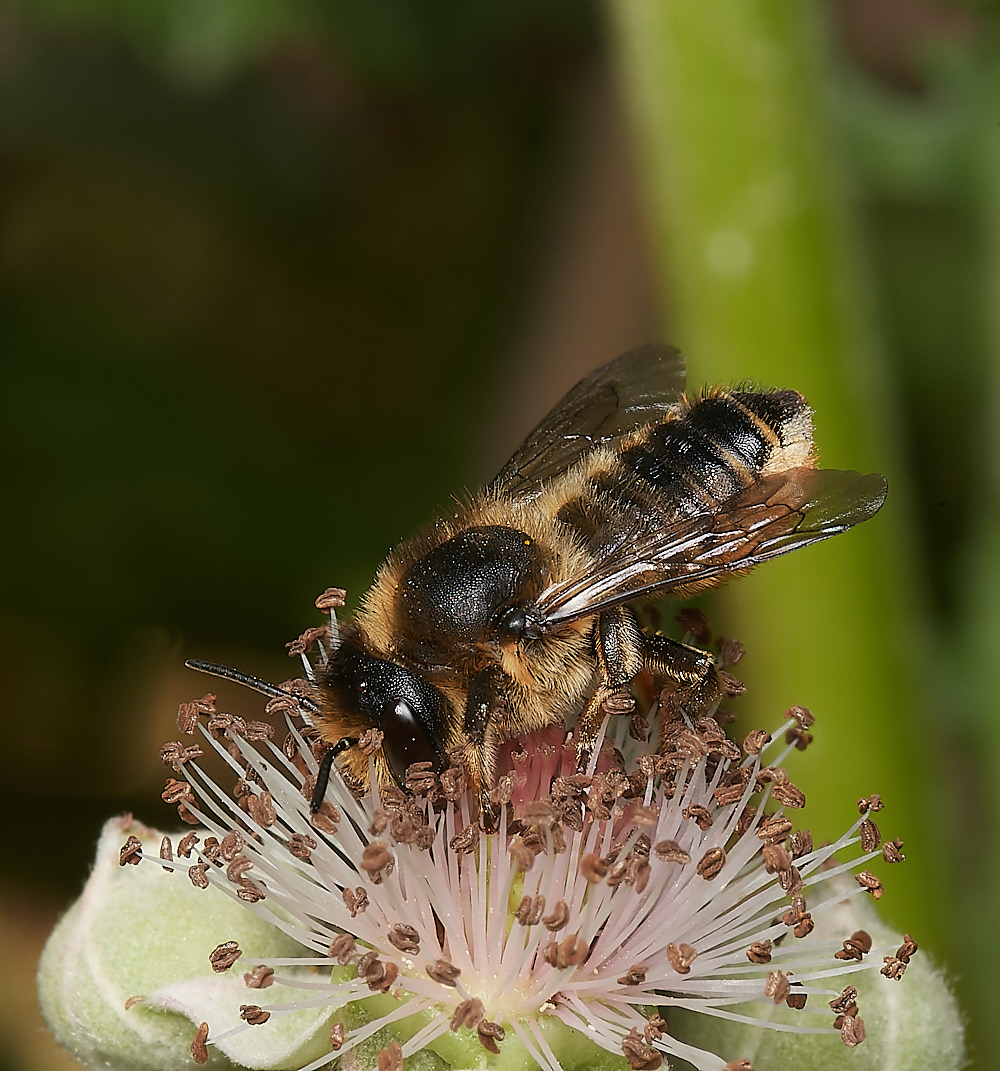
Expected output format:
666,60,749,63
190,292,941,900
323,638,448,785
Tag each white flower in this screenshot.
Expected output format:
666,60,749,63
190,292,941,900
39,616,965,1071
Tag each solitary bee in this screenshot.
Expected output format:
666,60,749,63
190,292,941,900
189,346,886,814
305,345,886,811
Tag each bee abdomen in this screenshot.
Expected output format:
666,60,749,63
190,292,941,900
617,389,811,513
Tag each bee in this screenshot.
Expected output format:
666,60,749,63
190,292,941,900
307,345,886,812
189,346,886,817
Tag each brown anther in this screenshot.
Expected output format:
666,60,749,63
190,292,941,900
855,817,879,853
777,863,803,895
515,895,544,926
676,607,710,644
388,923,420,955
713,780,748,806
378,1040,402,1071
836,930,872,961
201,837,221,863
784,705,814,728
718,670,745,697
508,841,535,872
244,721,274,743
343,887,369,917
542,900,570,932
264,694,299,718
439,764,468,800
188,863,210,889
618,964,648,985
449,822,480,855
742,728,771,756
629,712,650,742
898,934,918,961
723,1062,754,1071
665,942,698,974
288,833,317,861
177,693,216,735
855,870,884,899
829,986,859,1014
329,1022,345,1050
881,956,908,980
653,839,691,865
244,964,275,989
683,803,714,830
765,970,791,1004
840,1014,866,1047
644,1014,666,1044
240,1005,270,1025
696,846,726,880
786,989,808,1010
225,855,253,883
601,691,635,715
286,626,329,658
857,793,883,813
161,778,194,806
329,933,357,964
491,772,516,807
210,941,242,972
310,808,340,837
124,995,144,1010
315,587,347,610
761,843,791,873
621,1027,663,1070
787,829,813,858
246,790,276,828
883,837,905,863
119,836,143,866
426,959,462,987
159,741,203,770
551,933,589,969
450,997,485,1031
717,637,745,667
580,852,609,883
360,843,393,881
236,879,266,902
191,1022,209,1064
746,940,773,964
405,760,437,796
358,728,384,756
756,814,793,843
784,725,813,750
159,836,173,862
772,782,806,808
218,831,243,861
477,1020,505,1054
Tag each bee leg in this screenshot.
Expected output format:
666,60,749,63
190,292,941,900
644,634,721,722
576,606,647,750
463,663,509,825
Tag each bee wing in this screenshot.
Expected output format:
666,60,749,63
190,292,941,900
492,344,686,500
534,467,888,626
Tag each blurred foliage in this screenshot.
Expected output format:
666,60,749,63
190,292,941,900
1,1,997,1069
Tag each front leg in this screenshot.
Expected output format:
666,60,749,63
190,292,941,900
576,607,721,749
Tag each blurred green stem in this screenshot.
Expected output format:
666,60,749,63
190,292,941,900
606,1,941,945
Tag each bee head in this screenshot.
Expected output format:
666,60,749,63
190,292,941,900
318,634,448,788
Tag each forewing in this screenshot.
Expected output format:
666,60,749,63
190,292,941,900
492,344,686,500
534,467,888,626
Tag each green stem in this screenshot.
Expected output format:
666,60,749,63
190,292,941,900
606,0,941,946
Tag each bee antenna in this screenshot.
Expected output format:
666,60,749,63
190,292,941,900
310,737,356,813
184,658,321,715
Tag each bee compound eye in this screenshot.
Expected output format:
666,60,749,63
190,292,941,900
382,697,438,786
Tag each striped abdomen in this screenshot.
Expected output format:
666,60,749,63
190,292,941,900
554,388,815,545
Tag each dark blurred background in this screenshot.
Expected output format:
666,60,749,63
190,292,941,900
3,2,997,1068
